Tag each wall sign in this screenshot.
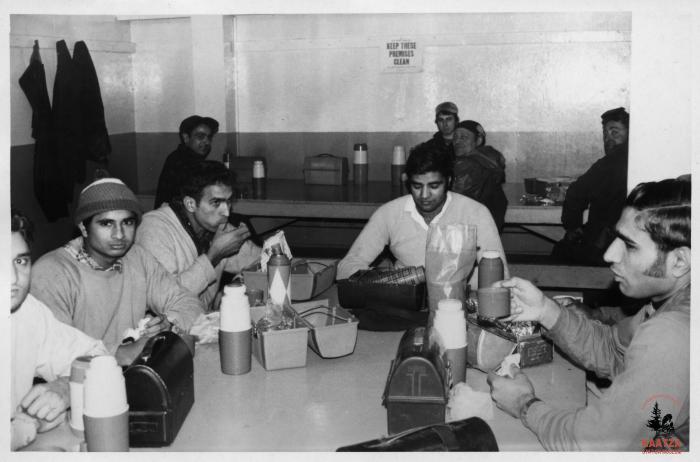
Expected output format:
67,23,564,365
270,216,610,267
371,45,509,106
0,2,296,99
381,38,422,73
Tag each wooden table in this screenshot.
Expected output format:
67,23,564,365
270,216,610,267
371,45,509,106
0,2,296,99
138,181,562,225
23,286,586,452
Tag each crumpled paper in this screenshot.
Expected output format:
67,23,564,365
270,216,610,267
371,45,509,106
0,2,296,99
260,231,293,273
446,382,494,422
494,353,521,378
189,312,221,344
121,316,152,343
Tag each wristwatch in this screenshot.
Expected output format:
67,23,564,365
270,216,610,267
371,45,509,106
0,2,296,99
519,396,542,424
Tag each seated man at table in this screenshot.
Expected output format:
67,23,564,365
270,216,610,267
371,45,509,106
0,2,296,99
337,141,506,286
154,114,219,209
422,101,459,161
452,120,508,232
136,160,261,311
553,107,630,265
11,208,109,450
488,178,689,451
30,178,204,354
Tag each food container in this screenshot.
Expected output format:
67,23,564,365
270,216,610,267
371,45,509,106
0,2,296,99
250,304,309,370
303,154,349,185
242,258,337,301
229,156,266,184
291,299,359,358
466,314,553,370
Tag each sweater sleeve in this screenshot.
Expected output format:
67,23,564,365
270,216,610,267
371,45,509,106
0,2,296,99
337,205,392,280
524,313,689,450
136,216,218,297
29,254,78,328
135,245,204,332
222,241,262,274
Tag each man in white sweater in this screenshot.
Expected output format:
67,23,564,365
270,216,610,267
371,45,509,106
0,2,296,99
337,141,506,287
11,209,108,450
136,160,261,310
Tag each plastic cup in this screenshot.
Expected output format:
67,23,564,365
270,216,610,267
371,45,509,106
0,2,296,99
83,409,129,452
446,345,468,385
477,287,511,319
219,329,252,375
246,288,265,307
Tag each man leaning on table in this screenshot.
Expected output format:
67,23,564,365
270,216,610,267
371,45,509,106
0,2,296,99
488,178,689,451
11,209,109,451
136,160,261,311
29,178,204,357
337,141,507,286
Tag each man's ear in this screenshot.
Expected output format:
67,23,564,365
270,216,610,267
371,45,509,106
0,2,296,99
669,246,691,278
183,196,197,212
78,222,88,238
181,133,190,144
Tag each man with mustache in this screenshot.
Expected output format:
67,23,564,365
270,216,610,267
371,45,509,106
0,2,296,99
488,178,689,451
30,178,204,356
554,107,630,265
136,161,261,311
337,141,506,289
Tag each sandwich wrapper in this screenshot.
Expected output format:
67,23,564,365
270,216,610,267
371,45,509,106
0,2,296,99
446,382,494,422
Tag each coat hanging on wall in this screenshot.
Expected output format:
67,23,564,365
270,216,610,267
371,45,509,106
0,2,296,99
73,40,111,165
18,40,69,221
52,39,85,190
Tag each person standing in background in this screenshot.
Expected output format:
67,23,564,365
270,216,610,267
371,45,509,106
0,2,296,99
423,101,459,162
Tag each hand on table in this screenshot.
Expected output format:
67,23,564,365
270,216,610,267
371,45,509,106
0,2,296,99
208,223,251,267
20,377,70,431
487,365,536,419
493,277,561,329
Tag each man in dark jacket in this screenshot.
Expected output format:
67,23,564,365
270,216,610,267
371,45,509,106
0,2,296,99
452,120,508,232
154,115,219,209
553,107,629,265
423,101,459,162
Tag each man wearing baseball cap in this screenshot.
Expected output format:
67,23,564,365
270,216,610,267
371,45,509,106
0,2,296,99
30,178,204,356
422,102,459,161
154,115,220,209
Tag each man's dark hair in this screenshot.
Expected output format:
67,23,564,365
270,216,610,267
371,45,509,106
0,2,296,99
625,178,690,252
178,115,219,144
601,107,630,128
11,208,33,247
177,160,236,203
405,142,454,188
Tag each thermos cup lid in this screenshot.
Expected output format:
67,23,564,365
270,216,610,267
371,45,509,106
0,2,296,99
224,282,247,296
437,299,463,312
70,355,94,383
353,143,367,151
482,250,501,259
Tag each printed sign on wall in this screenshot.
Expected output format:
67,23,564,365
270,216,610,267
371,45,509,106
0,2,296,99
381,39,422,73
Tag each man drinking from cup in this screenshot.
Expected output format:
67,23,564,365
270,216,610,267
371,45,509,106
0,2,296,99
11,209,108,450
487,178,690,451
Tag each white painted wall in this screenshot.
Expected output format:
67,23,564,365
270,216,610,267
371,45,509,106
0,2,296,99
628,11,693,186
10,15,134,145
233,13,631,134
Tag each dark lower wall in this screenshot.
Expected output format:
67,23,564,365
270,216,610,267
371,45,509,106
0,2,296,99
11,133,137,258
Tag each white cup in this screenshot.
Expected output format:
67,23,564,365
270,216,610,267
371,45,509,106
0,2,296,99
220,284,252,332
433,299,467,349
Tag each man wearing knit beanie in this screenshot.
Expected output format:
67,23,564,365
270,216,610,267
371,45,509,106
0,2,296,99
419,101,460,162
30,177,204,361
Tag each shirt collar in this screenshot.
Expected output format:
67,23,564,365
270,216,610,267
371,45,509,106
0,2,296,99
403,192,453,230
63,236,123,273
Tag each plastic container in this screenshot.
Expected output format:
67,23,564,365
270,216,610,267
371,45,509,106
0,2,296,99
291,299,359,358
250,304,309,370
242,258,338,301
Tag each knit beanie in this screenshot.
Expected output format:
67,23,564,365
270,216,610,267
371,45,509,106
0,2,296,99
74,178,142,225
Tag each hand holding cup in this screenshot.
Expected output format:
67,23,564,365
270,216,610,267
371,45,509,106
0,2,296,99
493,277,561,329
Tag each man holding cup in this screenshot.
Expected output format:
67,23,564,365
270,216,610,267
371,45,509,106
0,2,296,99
11,209,108,450
487,179,690,451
